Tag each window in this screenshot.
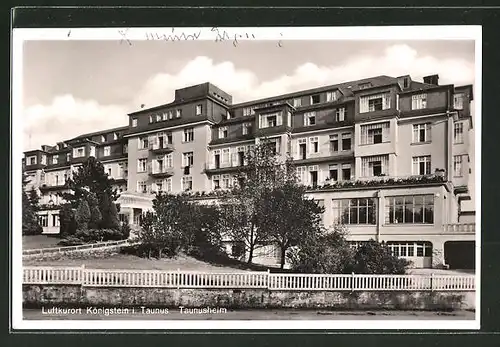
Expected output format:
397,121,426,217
183,128,194,142
454,93,464,110
27,156,37,165
114,132,119,140
293,98,302,107
156,114,162,122
137,181,148,194
162,112,168,121
52,155,58,165
412,123,432,143
453,155,463,177
242,122,253,135
326,91,338,102
243,107,255,116
310,94,321,105
341,133,352,150
105,166,112,177
385,195,434,224
123,144,128,153
411,94,427,110
104,146,111,156
101,135,106,142
359,93,391,113
361,155,389,177
332,198,377,225
341,164,352,181
219,126,228,139
222,148,230,164
335,108,345,122
298,138,307,159
412,156,431,175
387,242,432,258
403,77,409,89
66,153,70,162
132,118,138,127
360,122,390,145
454,122,464,143
222,174,231,189
38,215,48,228
196,104,203,115
168,110,174,119
296,166,307,185
329,134,339,152
52,214,60,227
260,112,282,128
139,137,149,149
182,176,193,191
308,165,319,187
212,175,221,189
149,115,154,123
155,180,164,193
165,178,172,192
73,147,85,158
183,152,194,167
176,109,182,118
137,158,147,172
328,164,338,181
304,112,316,126
359,82,373,90
309,137,319,154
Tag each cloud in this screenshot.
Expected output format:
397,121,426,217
23,95,127,151
24,43,475,151
133,44,475,106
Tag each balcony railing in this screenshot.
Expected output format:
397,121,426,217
205,161,246,171
149,142,174,153
148,165,174,177
443,223,475,233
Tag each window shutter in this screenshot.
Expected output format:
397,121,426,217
359,97,369,113
427,124,432,142
231,151,238,167
382,122,390,142
277,113,283,126
383,94,391,110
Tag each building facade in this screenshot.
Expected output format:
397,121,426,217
22,74,476,268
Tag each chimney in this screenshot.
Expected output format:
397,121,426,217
423,74,439,85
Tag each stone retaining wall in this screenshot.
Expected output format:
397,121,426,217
23,284,475,311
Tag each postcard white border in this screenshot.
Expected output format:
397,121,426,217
12,25,482,331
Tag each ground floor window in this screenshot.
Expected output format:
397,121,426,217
118,213,128,223
332,198,377,224
384,195,434,224
386,241,432,257
38,214,48,227
51,214,59,227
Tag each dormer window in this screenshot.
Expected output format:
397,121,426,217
304,112,316,126
132,118,138,127
310,94,321,105
454,93,464,110
52,155,58,164
176,109,182,118
162,112,168,121
411,94,427,110
196,104,203,116
218,126,228,139
156,114,162,122
293,98,302,107
113,132,119,140
149,115,154,123
403,77,410,89
101,135,106,143
359,82,373,90
326,91,338,102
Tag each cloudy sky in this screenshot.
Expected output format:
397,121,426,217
21,38,476,208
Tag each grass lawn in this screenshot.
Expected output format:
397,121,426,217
22,235,61,250
22,253,262,273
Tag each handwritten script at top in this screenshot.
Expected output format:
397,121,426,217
119,28,283,47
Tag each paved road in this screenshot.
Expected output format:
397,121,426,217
23,308,474,320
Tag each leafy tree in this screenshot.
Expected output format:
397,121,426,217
75,199,91,231
87,193,102,229
257,182,325,268
352,240,410,274
22,173,42,235
99,191,120,230
288,225,356,274
59,204,77,238
221,138,297,264
61,156,119,210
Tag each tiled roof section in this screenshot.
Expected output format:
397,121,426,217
69,125,129,141
232,75,398,108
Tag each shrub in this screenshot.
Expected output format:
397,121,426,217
59,204,77,238
352,240,411,274
75,200,91,230
57,237,85,246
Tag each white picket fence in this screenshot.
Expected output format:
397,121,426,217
22,239,135,257
22,266,476,291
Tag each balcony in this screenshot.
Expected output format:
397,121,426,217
149,142,174,154
293,150,354,165
148,165,174,178
204,161,247,174
39,182,67,192
110,173,128,184
443,223,475,233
